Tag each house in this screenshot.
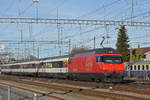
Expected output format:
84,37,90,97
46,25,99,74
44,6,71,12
131,47,150,61
141,47,150,61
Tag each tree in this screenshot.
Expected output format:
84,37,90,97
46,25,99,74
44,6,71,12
135,44,143,61
130,49,134,62
116,25,130,62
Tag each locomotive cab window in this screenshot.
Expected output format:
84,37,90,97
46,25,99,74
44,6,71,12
102,56,123,64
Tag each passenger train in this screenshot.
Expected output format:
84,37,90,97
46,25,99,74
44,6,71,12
125,61,150,79
0,48,125,82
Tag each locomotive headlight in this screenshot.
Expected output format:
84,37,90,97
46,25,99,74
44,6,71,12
104,70,109,73
119,70,123,73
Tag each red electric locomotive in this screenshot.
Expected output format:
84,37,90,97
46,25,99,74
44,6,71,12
68,48,124,82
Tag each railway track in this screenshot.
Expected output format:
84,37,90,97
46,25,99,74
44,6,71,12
0,75,150,100
0,82,64,100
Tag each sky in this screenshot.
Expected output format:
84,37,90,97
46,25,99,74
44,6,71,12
0,0,150,58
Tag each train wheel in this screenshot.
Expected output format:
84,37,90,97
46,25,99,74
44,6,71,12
91,78,95,82
68,76,73,80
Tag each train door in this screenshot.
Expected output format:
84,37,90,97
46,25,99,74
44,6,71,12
0,67,1,74
35,62,40,77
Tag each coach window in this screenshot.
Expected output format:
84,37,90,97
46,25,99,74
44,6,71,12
53,62,60,68
134,65,136,70
127,65,129,70
58,62,63,68
22,64,26,68
146,65,149,70
142,65,145,70
138,65,140,70
130,65,133,70
45,62,52,68
27,64,30,68
32,64,34,68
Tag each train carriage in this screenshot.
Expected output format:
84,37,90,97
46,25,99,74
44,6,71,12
1,48,125,82
1,61,40,76
38,56,68,78
125,61,150,79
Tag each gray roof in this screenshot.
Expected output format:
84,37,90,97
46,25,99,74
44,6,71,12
129,61,150,65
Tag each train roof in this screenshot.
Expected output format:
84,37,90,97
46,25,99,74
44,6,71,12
129,61,150,65
1,55,69,67
40,55,69,60
70,47,120,57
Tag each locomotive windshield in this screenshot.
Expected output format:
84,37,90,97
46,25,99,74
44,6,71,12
96,56,123,64
102,56,123,64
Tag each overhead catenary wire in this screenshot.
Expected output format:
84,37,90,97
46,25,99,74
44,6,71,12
32,0,69,40
76,0,122,19
73,29,115,48
63,25,104,40
1,0,150,58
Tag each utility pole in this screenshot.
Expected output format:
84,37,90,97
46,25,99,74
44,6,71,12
29,23,32,60
68,39,71,54
21,29,23,42
94,36,96,49
57,8,62,56
37,46,39,59
29,23,32,41
57,24,62,56
131,0,134,24
105,24,110,44
33,0,39,24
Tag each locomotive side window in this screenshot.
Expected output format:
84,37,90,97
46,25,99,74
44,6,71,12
96,56,102,62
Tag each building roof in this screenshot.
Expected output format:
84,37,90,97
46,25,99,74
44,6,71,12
132,47,150,55
129,61,150,65
140,47,150,54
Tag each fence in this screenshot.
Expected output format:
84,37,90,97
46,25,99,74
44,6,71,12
0,85,46,100
125,70,150,80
